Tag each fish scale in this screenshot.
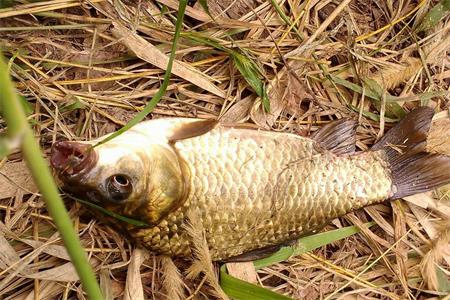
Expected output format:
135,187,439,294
132,126,392,260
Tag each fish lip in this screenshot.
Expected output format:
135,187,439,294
50,141,98,180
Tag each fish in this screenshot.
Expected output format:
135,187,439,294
50,107,450,261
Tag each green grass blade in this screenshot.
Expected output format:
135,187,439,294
68,195,150,227
198,0,215,20
220,265,292,300
254,222,375,269
330,75,374,98
59,98,86,112
18,95,33,116
183,32,228,52
232,52,270,111
417,0,450,32
0,133,10,159
270,0,293,29
329,76,405,118
94,0,188,147
387,90,449,103
348,103,399,123
362,78,405,118
269,0,302,38
220,222,375,300
0,54,103,299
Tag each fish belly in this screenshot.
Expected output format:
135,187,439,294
134,127,392,260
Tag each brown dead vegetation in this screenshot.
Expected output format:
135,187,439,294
0,0,449,299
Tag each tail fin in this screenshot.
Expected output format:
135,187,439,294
372,107,450,199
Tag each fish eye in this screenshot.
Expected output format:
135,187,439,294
106,174,132,202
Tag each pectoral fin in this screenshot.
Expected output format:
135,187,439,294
168,119,218,142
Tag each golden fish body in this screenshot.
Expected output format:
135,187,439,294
131,123,391,260
51,107,450,261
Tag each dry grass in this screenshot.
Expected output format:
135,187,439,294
0,0,449,299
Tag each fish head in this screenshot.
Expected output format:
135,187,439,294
50,129,188,225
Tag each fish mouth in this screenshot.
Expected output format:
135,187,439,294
50,141,98,180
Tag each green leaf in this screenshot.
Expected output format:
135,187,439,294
329,76,405,118
389,90,449,103
183,33,270,111
362,78,405,118
436,265,450,293
269,0,302,38
254,222,375,269
0,93,32,117
198,0,215,20
0,134,10,159
417,0,450,32
232,52,269,111
19,95,33,116
59,99,86,112
184,32,228,52
330,75,372,97
220,265,292,300
348,104,399,123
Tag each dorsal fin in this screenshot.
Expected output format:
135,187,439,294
168,119,218,142
311,119,357,155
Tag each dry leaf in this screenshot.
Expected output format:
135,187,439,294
123,248,150,300
26,262,80,282
420,220,450,291
427,117,450,155
404,193,450,218
23,281,65,300
20,239,71,261
226,262,258,284
408,202,438,239
0,161,38,200
156,0,213,22
100,268,114,300
203,0,258,19
251,67,310,128
0,232,22,271
112,22,225,99
220,96,254,123
391,200,409,296
0,244,42,292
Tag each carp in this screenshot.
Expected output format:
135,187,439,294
51,107,450,261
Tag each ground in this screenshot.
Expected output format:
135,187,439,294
0,0,449,299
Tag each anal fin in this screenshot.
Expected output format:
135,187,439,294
311,119,357,155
